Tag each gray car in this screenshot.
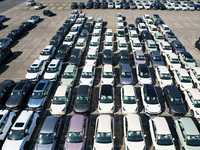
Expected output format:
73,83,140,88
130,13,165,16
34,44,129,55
170,40,186,54
35,116,62,150
150,51,164,68
120,64,133,85
0,38,13,50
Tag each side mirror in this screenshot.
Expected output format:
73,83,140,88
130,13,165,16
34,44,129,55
113,136,116,139
93,135,96,138
144,134,146,138
137,99,139,102
84,136,87,139
173,138,175,141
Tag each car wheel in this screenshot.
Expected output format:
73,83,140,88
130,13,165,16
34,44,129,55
36,118,40,125
190,110,194,117
194,83,197,88
24,142,29,150
182,147,185,150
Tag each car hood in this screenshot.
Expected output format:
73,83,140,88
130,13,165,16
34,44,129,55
28,20,35,24
28,97,45,108
157,144,176,150
146,104,161,113
61,78,73,86
35,143,54,150
50,103,66,115
93,142,113,150
39,55,50,61
122,103,137,113
25,72,38,79
120,77,133,85
2,139,23,150
64,141,84,150
126,140,145,150
103,59,113,65
44,73,56,80
74,102,89,113
170,103,186,115
80,78,92,85
6,97,22,108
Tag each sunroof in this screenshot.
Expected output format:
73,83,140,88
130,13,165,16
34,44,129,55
36,83,45,90
15,123,24,127
15,82,25,90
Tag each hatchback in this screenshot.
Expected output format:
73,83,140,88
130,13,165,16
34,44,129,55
136,64,152,85
178,52,196,69
149,51,164,68
133,50,146,65
120,64,133,85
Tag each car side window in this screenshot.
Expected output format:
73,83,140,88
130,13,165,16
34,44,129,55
25,118,32,133
187,91,194,103
152,121,157,138
178,121,186,139
0,114,9,131
124,117,128,136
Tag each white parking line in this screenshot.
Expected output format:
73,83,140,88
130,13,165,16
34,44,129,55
18,37,34,51
23,34,47,60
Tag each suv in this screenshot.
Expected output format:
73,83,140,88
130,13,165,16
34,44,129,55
178,52,196,69
174,117,200,150
35,116,62,150
39,45,56,62
61,65,78,87
6,79,32,110
2,110,39,150
28,80,52,110
43,59,62,81
85,50,98,65
93,115,115,150
68,48,83,66
25,59,46,81
80,64,95,86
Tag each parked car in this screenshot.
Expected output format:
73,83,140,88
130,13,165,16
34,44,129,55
78,2,85,9
136,64,152,85
120,64,133,85
101,64,114,85
144,40,158,54
158,41,172,56
178,52,196,69
64,115,88,150
133,50,146,65
0,15,6,22
102,49,113,65
35,116,62,150
140,30,153,42
195,38,200,50
0,38,13,50
149,51,164,68
39,45,56,62
49,35,62,48
135,17,144,27
0,48,12,64
165,53,181,71
28,16,40,24
174,117,200,150
164,31,177,43
80,64,95,86
7,29,23,41
63,34,76,48
160,24,171,34
55,44,70,61
119,50,130,65
189,67,200,89
34,3,43,9
170,40,186,54
152,32,165,45
57,26,70,39
138,23,147,34
154,18,165,28
19,22,33,32
71,2,78,9
68,48,83,66
43,10,55,16
130,39,142,51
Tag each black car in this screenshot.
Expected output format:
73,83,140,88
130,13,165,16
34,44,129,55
164,85,187,116
19,22,33,32
101,2,107,9
55,44,70,61
86,2,93,9
0,80,15,108
68,48,83,66
154,18,165,28
43,10,55,17
158,3,166,10
102,49,113,65
195,4,200,10
74,85,91,113
78,2,85,9
170,40,186,54
0,48,12,64
122,3,129,9
128,24,136,31
119,50,130,65
71,2,78,9
57,26,69,39
5,79,32,110
195,38,200,50
7,29,23,41
63,19,72,28
135,17,144,27
151,3,159,9
140,30,153,42
49,35,63,48
83,22,93,33
93,2,100,8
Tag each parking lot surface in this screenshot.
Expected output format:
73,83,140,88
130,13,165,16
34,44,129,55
1,0,200,150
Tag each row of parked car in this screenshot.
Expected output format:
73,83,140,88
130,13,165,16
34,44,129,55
71,0,200,10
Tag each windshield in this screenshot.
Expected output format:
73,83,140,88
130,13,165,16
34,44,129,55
118,33,125,37
194,100,200,108
76,42,84,47
160,73,171,80
8,129,24,140
64,37,72,42
136,55,145,60
169,97,183,104
119,43,127,47
168,33,176,38
104,54,112,59
66,132,83,143
46,67,57,73
149,44,156,48
157,134,173,146
184,57,195,62
82,72,92,78
87,55,96,60
175,44,183,48
127,131,143,142
10,91,22,99
139,71,150,78
76,96,88,103
80,33,87,37
141,26,146,29
31,92,44,99
124,96,136,104
180,76,191,83
133,43,141,47
106,32,113,36
118,26,124,29
105,42,112,46
121,72,131,78
103,72,113,78
95,26,100,29
170,58,179,64
153,56,162,61
186,135,200,146
121,55,128,60
157,35,164,39
145,96,159,104
96,132,112,143
40,51,50,55
131,34,137,38
37,133,54,144
28,67,39,73
163,45,171,50
151,27,157,31
164,27,169,30
63,72,73,79
52,97,66,104
93,33,100,36
100,95,113,103
90,42,98,46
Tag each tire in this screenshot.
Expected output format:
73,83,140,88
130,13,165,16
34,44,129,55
182,147,185,150
194,83,197,88
24,142,29,150
190,110,194,117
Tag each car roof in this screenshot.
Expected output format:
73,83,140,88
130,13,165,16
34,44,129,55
43,45,54,50
126,114,142,131
178,117,199,135
97,115,112,132
123,85,135,96
132,38,140,43
192,67,200,74
106,29,113,33
165,85,182,98
31,59,43,68
103,64,113,72
172,40,181,44
144,84,157,97
55,86,68,97
77,85,90,96
161,41,170,46
64,64,76,72
135,50,144,55
87,50,96,55
157,66,169,73
101,84,112,95
105,38,113,43
121,64,131,72
68,115,85,132
13,80,28,91
176,68,189,76
40,116,59,133
71,48,81,54
77,38,85,42
151,51,161,56
146,39,155,44
130,30,137,34
120,50,128,56
103,49,112,55
152,117,171,135
90,38,98,42
139,64,149,72
35,80,48,91
48,59,60,68
139,23,146,26
168,53,178,58
187,88,200,99
83,64,93,72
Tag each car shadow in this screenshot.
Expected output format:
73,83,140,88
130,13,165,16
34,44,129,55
3,17,11,22
18,31,29,40
103,21,107,27
4,51,23,64
0,24,8,30
0,64,9,75
37,18,44,23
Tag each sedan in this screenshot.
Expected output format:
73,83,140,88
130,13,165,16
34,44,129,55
28,16,40,24
49,35,62,48
0,38,13,50
165,31,177,43
34,3,43,9
178,52,196,69
68,48,83,66
19,22,33,32
7,29,23,41
170,40,186,54
165,53,181,71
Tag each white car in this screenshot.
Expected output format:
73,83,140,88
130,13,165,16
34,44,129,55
43,59,62,81
104,38,113,51
117,22,125,32
2,110,39,150
85,50,98,65
149,117,176,150
93,23,103,35
0,110,16,141
101,64,114,85
155,66,173,88
50,86,71,116
74,19,84,28
153,32,165,45
89,38,99,52
93,115,115,150
68,25,80,39
123,114,146,150
34,3,43,9
98,84,115,113
80,64,95,86
160,24,171,34
184,88,200,118
148,25,158,35
172,4,181,10
180,4,188,10
145,19,154,27
143,14,151,22
136,64,152,85
131,38,142,51
75,38,87,52
108,2,114,8
63,34,76,48
115,1,121,8
165,3,174,10
78,13,86,22
174,68,193,91
27,0,35,6
129,30,138,42
187,4,195,10
141,84,162,115
116,12,122,18
189,67,200,89
121,85,138,113
143,3,151,9
137,23,147,34
25,59,46,81
92,31,101,44
118,39,127,52
158,41,172,56
39,45,56,62
105,29,114,41
136,3,144,9
28,16,40,24
165,53,181,71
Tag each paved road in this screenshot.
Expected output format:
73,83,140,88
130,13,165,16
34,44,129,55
0,0,26,13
